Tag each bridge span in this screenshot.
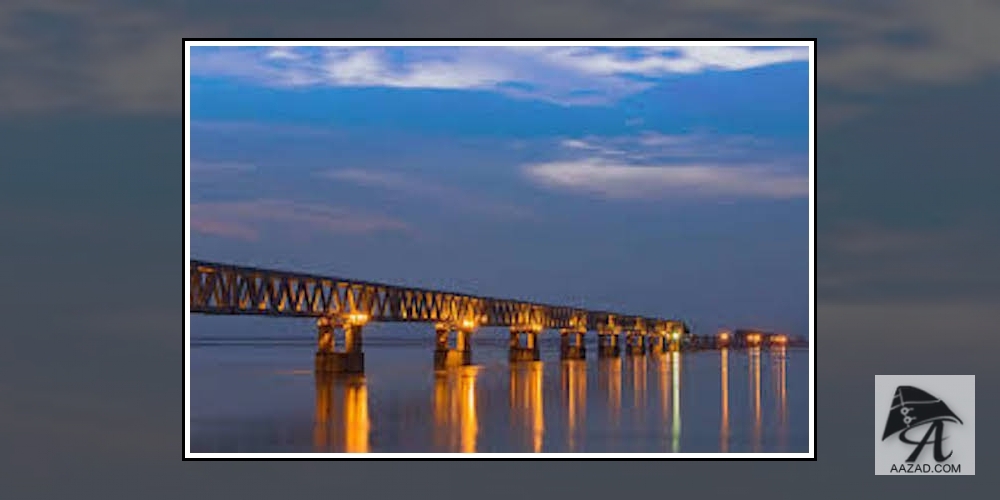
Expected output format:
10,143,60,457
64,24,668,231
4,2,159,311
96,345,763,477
190,260,789,373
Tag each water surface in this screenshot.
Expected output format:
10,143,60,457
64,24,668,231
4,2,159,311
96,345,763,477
190,319,809,453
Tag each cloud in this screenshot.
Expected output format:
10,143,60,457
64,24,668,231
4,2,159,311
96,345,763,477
825,223,944,256
524,132,808,200
558,138,629,158
820,221,1000,303
3,1,1000,115
189,45,807,105
189,159,257,186
822,301,1000,349
561,131,788,161
190,159,256,173
189,46,513,91
524,45,808,75
322,47,513,89
190,120,344,137
0,0,188,113
265,46,303,61
525,159,807,199
190,199,410,241
322,169,533,218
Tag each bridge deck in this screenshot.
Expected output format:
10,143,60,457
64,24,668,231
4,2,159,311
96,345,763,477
190,260,686,333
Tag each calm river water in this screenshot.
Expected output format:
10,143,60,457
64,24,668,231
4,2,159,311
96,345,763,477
189,317,809,454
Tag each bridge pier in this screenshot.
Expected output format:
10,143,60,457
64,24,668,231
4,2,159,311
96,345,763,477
597,329,620,358
509,327,541,362
559,329,586,360
647,333,667,355
315,314,367,374
665,330,683,352
434,322,474,369
716,331,731,349
625,330,646,356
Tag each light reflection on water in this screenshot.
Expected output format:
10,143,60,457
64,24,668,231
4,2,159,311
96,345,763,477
190,328,807,453
721,347,729,453
433,365,479,453
561,359,586,452
509,361,544,453
313,372,369,453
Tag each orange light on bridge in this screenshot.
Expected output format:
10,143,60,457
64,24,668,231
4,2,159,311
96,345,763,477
346,312,369,326
718,332,729,341
461,319,477,330
770,334,787,345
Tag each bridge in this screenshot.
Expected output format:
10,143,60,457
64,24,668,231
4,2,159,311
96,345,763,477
190,260,788,373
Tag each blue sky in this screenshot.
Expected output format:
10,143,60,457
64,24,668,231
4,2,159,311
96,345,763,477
188,45,811,335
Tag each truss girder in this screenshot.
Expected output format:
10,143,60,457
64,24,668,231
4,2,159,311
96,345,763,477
191,260,685,330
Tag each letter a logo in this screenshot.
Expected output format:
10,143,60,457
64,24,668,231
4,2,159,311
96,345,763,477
882,386,963,463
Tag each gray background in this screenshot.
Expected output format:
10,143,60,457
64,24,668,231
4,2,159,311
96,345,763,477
875,375,976,475
1,0,997,497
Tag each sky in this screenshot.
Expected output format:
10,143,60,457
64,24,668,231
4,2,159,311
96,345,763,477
188,45,811,335
3,0,1000,496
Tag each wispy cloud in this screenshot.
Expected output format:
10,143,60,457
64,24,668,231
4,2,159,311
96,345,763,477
190,159,256,173
264,46,304,61
523,132,808,200
322,169,533,218
825,223,937,256
190,120,343,137
558,131,781,161
322,47,512,89
821,220,1000,302
525,160,807,199
189,159,258,186
4,1,1000,115
190,45,808,105
190,199,410,241
518,46,809,75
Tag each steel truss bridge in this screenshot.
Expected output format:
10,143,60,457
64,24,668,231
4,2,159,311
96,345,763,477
189,260,796,374
190,260,688,334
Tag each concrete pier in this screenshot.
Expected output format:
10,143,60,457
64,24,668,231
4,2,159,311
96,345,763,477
315,351,365,373
597,330,620,358
434,322,474,369
716,331,732,349
625,329,646,356
559,328,586,360
315,314,367,374
509,328,540,362
647,333,667,355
